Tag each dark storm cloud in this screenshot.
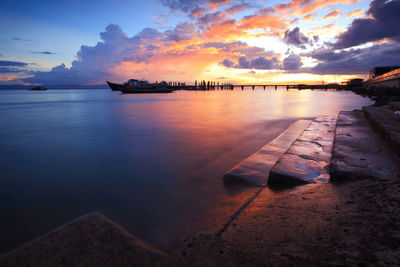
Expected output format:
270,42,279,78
161,0,202,12
283,54,302,70
197,11,226,25
283,27,310,49
161,0,235,14
220,56,281,70
0,60,29,67
250,57,280,69
0,60,32,74
333,0,400,49
220,58,235,68
203,41,275,58
225,3,253,14
164,23,198,41
0,67,26,73
310,43,400,74
31,51,56,55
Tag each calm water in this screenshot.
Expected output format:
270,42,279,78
0,89,372,253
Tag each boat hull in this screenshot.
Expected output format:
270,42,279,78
107,81,124,91
107,81,174,93
120,88,174,94
30,86,47,90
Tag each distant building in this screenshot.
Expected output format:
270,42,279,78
365,66,400,88
347,78,363,87
369,66,400,79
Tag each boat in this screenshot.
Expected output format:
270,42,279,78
30,86,47,91
106,80,174,93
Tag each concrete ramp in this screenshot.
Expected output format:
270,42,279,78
268,116,337,187
223,119,312,186
0,212,166,267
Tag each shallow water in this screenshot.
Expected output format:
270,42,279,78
0,89,372,253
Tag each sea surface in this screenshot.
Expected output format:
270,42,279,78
0,89,372,253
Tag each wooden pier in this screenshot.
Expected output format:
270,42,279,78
162,80,345,91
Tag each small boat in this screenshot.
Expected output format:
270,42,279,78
30,86,47,91
107,80,174,93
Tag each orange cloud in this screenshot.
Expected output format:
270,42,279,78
303,13,317,21
308,23,340,36
276,0,359,16
323,9,344,20
111,49,230,83
346,9,363,19
238,15,287,32
208,0,231,12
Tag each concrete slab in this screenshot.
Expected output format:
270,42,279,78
388,101,400,111
268,116,336,187
0,212,166,267
330,110,394,182
223,120,312,186
363,105,400,156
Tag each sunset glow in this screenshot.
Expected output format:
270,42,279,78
1,0,399,85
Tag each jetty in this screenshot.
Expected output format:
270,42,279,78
157,80,344,91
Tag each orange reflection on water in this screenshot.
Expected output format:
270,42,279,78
113,89,372,243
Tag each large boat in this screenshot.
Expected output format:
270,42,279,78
106,79,174,93
30,86,47,91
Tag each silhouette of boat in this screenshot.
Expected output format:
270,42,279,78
106,80,174,93
30,86,47,91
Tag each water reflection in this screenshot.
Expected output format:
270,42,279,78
0,89,372,253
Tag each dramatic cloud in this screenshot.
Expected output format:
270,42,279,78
23,24,156,84
283,54,302,70
333,0,400,49
3,0,384,85
310,43,400,74
283,27,310,49
20,21,279,85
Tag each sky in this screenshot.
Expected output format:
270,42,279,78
1,0,400,85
